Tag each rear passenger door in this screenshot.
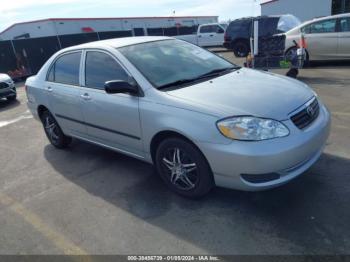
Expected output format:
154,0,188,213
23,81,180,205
80,50,143,156
338,17,350,59
303,19,338,60
45,51,87,137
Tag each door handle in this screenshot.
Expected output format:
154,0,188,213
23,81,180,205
210,34,214,37
47,86,53,92
81,93,91,100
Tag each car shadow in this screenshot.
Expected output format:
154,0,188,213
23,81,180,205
298,76,350,86
0,99,20,112
308,60,350,69
43,140,350,254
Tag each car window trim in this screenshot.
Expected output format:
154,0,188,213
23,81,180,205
309,19,338,34
81,48,134,91
337,17,350,32
45,50,83,86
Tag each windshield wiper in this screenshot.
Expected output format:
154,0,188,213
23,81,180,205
157,66,240,90
196,66,240,80
157,78,200,90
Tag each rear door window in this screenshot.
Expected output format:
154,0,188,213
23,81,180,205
48,52,81,85
200,25,217,33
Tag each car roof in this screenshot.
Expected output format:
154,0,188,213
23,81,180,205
61,36,172,52
200,23,220,26
231,15,283,22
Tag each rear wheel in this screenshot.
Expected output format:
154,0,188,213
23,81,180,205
155,137,214,198
41,110,72,149
233,41,249,57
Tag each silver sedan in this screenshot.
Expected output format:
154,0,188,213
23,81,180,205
26,37,331,198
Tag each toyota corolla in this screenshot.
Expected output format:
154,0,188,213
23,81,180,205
25,37,331,198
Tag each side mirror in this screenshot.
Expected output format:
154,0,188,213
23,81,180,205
104,80,139,95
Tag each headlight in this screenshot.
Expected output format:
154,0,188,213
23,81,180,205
217,116,289,141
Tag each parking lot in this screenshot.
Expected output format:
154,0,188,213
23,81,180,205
0,53,350,255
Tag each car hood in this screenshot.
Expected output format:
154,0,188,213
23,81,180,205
166,68,314,120
0,73,11,82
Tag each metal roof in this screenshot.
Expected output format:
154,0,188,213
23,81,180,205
0,16,218,35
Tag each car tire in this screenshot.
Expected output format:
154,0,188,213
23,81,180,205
285,47,310,68
41,110,72,149
155,137,214,198
233,41,249,57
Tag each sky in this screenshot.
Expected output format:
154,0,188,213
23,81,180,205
0,0,261,32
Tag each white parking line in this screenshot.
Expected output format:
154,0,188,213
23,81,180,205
0,110,33,128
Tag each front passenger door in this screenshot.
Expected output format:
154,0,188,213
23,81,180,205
80,50,143,156
304,19,338,60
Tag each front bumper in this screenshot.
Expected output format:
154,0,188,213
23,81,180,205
0,89,16,99
0,82,16,98
198,102,331,191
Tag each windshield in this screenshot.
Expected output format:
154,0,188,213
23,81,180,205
220,23,228,29
277,15,301,33
118,39,236,89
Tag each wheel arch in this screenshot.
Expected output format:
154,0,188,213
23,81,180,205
232,37,250,47
150,130,210,169
37,105,49,120
285,46,310,63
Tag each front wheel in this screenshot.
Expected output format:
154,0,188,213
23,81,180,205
285,47,309,68
41,111,72,149
155,138,214,198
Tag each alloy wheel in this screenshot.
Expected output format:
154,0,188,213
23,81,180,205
44,115,60,144
162,147,198,191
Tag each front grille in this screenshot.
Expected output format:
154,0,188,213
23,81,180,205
0,82,9,89
291,98,320,129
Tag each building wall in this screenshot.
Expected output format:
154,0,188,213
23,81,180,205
0,17,218,40
0,20,57,40
261,0,332,21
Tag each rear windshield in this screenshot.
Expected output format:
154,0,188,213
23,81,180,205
277,15,301,33
227,19,251,34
